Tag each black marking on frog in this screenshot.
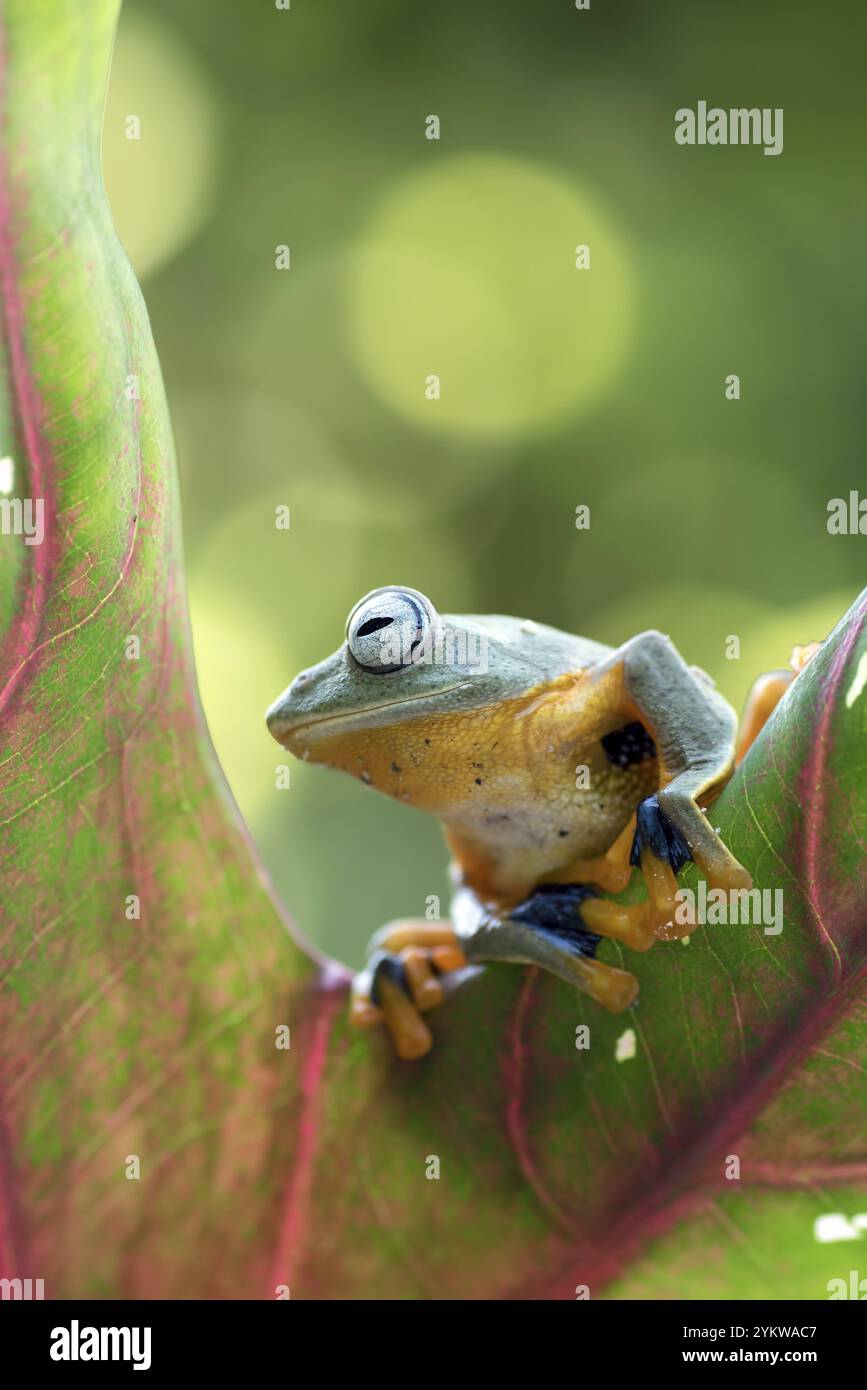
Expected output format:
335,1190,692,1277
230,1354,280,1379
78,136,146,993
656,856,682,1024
630,792,693,873
601,721,657,769
510,883,602,958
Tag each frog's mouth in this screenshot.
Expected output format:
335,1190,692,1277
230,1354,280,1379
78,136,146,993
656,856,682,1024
267,683,475,751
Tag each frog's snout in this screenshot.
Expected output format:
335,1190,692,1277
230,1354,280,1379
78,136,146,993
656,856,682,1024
265,697,290,744
266,670,314,746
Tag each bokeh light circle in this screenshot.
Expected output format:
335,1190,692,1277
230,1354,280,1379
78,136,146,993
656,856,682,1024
103,10,218,279
347,152,634,440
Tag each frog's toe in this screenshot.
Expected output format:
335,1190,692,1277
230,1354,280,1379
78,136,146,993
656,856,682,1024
349,967,383,1029
401,945,445,1011
630,789,750,923
350,932,470,1059
370,920,461,955
368,949,435,1060
625,792,693,933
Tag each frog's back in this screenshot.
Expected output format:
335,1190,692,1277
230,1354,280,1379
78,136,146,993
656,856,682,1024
452,613,612,682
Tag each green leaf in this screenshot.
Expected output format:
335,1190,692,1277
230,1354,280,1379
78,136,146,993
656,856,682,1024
1,0,865,1300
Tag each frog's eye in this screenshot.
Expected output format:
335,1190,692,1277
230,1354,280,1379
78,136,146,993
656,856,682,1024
346,587,436,674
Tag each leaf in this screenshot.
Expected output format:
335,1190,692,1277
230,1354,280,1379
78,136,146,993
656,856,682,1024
1,0,865,1300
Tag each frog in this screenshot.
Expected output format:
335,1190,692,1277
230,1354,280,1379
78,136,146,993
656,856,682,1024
266,586,819,1060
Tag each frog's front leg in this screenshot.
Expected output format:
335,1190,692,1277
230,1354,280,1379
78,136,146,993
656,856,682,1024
349,921,467,1059
555,630,752,950
605,629,751,898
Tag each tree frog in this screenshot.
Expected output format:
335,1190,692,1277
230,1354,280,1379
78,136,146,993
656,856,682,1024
267,586,816,1059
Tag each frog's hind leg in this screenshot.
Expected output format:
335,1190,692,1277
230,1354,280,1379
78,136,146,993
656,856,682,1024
349,920,467,1060
736,641,822,763
457,885,640,1013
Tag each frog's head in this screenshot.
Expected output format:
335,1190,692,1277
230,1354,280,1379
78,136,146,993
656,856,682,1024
266,585,575,809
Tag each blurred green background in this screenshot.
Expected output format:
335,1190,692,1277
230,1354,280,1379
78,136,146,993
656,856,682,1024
103,0,865,967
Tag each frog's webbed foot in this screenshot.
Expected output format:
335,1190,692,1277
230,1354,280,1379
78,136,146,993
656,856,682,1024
585,791,694,944
460,885,640,1013
349,922,467,1059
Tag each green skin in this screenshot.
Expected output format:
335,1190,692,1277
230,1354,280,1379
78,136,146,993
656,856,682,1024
266,586,749,1005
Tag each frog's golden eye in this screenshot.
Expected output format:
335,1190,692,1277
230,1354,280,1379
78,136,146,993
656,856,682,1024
346,586,436,674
